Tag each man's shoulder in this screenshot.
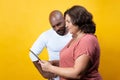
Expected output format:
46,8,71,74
43,28,53,33
40,28,54,37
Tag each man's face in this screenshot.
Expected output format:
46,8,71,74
50,16,66,36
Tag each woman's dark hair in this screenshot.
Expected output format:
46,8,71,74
64,5,96,34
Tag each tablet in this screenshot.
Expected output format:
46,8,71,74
30,49,41,60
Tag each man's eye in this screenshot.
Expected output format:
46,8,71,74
57,22,63,26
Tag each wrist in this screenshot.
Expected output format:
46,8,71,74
49,65,54,73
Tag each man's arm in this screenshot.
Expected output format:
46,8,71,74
29,50,56,79
49,60,59,66
33,60,57,79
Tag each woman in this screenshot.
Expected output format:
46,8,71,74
39,5,102,80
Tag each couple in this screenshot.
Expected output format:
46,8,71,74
29,5,102,80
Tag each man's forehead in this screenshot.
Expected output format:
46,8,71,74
51,20,60,26
52,14,61,21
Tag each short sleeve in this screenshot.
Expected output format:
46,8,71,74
29,33,47,61
74,35,96,60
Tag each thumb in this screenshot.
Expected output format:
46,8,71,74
38,60,46,65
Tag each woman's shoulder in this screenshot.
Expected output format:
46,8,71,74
83,34,97,40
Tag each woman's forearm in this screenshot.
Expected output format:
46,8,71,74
49,66,82,79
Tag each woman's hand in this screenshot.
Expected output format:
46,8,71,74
38,60,53,72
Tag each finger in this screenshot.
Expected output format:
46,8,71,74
38,60,43,64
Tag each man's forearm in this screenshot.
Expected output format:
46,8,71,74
33,60,56,79
49,60,59,66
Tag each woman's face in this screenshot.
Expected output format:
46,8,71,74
65,14,79,35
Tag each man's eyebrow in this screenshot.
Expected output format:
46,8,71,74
56,22,62,26
52,22,61,28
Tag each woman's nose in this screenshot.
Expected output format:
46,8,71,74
65,25,68,28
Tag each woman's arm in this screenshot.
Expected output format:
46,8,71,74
40,54,90,79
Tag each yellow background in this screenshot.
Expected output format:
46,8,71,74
0,0,120,80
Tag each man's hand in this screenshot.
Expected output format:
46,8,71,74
49,60,59,66
33,60,57,79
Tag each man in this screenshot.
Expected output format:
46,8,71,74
29,10,72,80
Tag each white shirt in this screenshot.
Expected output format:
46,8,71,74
29,28,72,61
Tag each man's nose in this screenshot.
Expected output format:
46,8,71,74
55,26,60,31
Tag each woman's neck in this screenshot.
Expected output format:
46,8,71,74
72,31,85,40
